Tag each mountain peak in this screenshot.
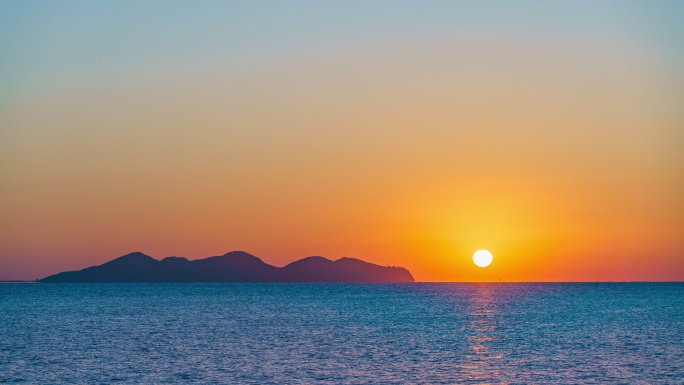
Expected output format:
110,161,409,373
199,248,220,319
108,252,155,263
122,251,150,258
222,250,258,258
161,256,189,263
284,256,333,268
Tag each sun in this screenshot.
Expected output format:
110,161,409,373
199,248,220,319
473,250,493,268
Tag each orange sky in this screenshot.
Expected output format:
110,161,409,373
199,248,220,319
1,2,682,281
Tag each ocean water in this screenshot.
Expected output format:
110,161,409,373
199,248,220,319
1,283,682,384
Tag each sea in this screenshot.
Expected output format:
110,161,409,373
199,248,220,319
1,283,682,384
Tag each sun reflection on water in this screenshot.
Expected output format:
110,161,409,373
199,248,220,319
461,284,507,385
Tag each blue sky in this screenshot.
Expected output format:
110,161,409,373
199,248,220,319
2,1,682,102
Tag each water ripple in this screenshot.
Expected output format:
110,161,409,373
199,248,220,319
0,283,682,384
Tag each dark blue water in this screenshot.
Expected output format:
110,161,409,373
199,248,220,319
1,283,682,384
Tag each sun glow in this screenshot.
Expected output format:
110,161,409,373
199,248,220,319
473,250,493,268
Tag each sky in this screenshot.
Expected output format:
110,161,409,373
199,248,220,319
1,1,683,281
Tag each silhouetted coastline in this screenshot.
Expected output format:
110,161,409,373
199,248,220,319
40,251,415,283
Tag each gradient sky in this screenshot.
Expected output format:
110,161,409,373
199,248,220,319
1,1,683,281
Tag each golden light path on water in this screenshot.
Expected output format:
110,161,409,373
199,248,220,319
462,284,504,383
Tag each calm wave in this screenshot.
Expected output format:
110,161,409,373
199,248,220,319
1,283,682,384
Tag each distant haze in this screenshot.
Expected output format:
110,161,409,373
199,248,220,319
1,1,683,281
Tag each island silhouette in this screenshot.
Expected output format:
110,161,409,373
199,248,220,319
41,251,415,283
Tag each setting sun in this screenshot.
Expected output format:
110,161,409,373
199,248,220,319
473,250,493,268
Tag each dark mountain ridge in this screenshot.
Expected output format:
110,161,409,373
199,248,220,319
41,251,414,283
